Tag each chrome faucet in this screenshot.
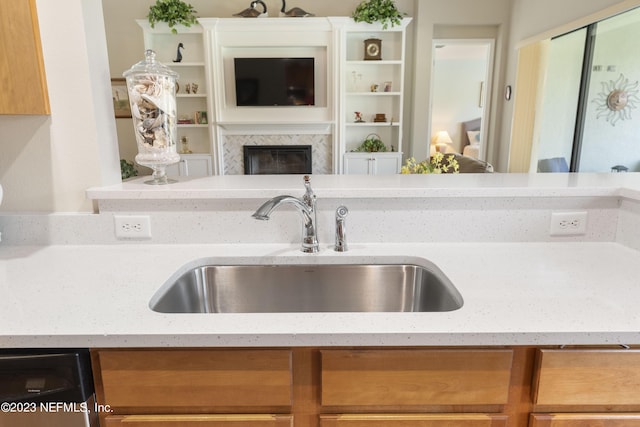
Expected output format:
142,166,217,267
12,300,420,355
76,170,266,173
334,206,348,252
252,175,319,253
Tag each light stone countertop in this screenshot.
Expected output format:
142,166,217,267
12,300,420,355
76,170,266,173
87,173,640,201
1,241,639,348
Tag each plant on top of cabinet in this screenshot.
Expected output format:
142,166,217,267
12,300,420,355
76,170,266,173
351,0,406,29
354,134,387,152
147,0,198,34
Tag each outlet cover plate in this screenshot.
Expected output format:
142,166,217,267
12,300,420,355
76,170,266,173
114,215,152,239
549,212,588,236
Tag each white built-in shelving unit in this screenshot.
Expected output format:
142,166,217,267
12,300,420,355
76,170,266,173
137,17,411,176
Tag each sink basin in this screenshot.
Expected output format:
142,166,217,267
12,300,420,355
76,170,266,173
150,261,463,313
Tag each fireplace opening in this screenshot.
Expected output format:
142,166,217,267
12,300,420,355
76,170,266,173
244,145,312,175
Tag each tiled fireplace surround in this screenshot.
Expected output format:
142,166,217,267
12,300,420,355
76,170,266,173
221,134,333,175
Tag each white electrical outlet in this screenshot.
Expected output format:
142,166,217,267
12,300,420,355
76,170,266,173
114,215,152,239
549,212,588,236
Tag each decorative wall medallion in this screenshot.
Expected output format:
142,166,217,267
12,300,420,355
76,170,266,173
592,73,639,126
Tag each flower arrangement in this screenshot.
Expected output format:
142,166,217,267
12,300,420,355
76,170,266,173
401,152,460,174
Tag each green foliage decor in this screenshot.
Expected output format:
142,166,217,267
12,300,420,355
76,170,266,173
120,159,138,180
354,134,387,152
401,153,460,174
148,0,198,34
352,0,406,29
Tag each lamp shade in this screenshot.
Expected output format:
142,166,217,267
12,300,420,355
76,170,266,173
435,131,453,145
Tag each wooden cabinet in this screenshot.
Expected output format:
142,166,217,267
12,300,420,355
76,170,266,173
320,349,513,407
531,349,640,427
533,349,640,406
93,349,292,413
0,0,49,115
104,414,293,427
343,152,402,175
530,413,640,427
321,414,508,427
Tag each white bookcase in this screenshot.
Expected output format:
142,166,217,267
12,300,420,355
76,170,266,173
136,20,214,169
335,17,412,174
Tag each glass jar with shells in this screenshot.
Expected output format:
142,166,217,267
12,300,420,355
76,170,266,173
123,49,180,184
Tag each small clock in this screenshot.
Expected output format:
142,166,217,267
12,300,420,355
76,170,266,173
364,38,382,60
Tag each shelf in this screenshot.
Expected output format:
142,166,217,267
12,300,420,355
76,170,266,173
169,62,205,67
346,122,399,127
346,60,402,65
177,124,209,128
346,92,401,96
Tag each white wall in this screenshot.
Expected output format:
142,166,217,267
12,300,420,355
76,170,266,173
0,0,120,212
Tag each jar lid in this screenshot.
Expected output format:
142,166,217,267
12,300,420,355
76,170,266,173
123,49,178,79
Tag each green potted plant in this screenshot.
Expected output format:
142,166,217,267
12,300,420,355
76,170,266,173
351,0,406,29
147,0,198,34
120,159,138,180
354,134,388,152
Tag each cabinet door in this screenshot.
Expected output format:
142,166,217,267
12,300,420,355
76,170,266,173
321,414,508,427
0,0,49,114
372,155,401,174
104,414,293,427
533,349,640,405
95,349,292,412
180,155,213,176
531,413,640,427
321,349,513,407
166,155,213,177
344,155,373,175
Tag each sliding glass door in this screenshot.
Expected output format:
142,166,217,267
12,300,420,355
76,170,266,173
536,6,640,172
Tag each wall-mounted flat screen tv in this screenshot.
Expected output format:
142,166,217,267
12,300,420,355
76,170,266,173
234,57,315,107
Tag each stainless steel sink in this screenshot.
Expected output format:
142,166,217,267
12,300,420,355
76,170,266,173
150,261,463,313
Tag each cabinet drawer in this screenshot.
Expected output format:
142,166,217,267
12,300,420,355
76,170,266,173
96,350,292,410
531,413,640,427
105,414,293,427
533,350,640,405
320,349,513,406
321,414,508,427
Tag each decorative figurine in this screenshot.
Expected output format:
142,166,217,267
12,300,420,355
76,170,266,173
173,42,184,63
180,136,192,154
191,83,198,94
234,0,268,17
370,83,379,92
280,0,314,17
354,112,364,123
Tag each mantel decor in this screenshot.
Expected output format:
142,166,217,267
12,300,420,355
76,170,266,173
352,0,406,29
148,0,198,34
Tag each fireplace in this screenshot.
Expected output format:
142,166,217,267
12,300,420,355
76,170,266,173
243,145,312,175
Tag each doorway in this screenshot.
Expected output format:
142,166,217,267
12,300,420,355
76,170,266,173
429,39,494,161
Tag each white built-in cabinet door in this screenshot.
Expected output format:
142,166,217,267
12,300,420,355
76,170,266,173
166,154,213,177
344,152,402,175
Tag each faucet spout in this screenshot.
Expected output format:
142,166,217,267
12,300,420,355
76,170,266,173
251,176,319,253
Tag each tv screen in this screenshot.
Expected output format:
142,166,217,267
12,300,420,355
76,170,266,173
234,57,315,107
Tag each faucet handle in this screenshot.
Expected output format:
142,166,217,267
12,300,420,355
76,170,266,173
334,205,349,252
303,175,316,207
